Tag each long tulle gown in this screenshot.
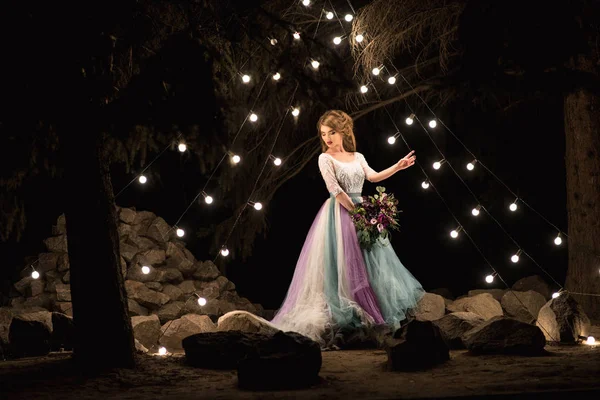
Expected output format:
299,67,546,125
270,152,425,346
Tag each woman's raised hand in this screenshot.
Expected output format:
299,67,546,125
396,150,416,170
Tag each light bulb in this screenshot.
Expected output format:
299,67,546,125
273,72,281,80
421,181,430,189
344,14,353,22
450,230,459,239
554,235,562,245
467,163,475,171
333,36,342,45
387,136,396,145
176,228,185,237
311,60,320,69
586,336,595,345
270,38,278,46
273,157,282,166
355,34,364,43
302,0,310,6
511,254,519,263
485,274,494,283
205,195,213,204
326,11,334,19
249,113,258,122
141,266,150,274
254,202,263,210
232,154,241,164
158,347,167,356
293,32,301,40
360,85,368,93
372,67,380,76
197,297,207,306
31,270,40,279
405,116,414,125
428,119,437,128
242,74,251,83
387,76,396,84
221,248,230,257
552,292,560,299
472,207,480,216
138,175,147,184
178,143,187,152
292,108,300,117
509,203,518,212
433,162,441,170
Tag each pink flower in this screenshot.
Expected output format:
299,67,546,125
377,223,384,232
370,218,377,225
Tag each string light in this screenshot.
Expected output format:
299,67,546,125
333,36,342,45
509,198,519,212
371,67,381,76
291,107,300,117
31,270,40,279
450,225,463,239
586,336,596,345
269,154,282,166
466,159,477,171
552,292,561,299
433,159,445,170
360,85,368,93
141,266,150,275
178,143,187,152
249,113,258,122
176,228,185,238
201,191,213,204
355,34,364,43
511,249,522,263
231,154,241,164
250,201,263,211
197,297,207,306
344,14,353,22
220,247,230,257
472,205,482,216
242,74,251,83
485,273,496,283
428,119,437,128
326,11,334,19
311,60,320,69
272,72,281,81
387,132,400,145
138,175,147,184
387,76,396,85
554,233,562,246
405,114,415,125
293,32,301,40
158,347,167,356
270,38,278,46
421,181,430,189
302,0,310,6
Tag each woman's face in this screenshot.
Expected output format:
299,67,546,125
320,124,342,150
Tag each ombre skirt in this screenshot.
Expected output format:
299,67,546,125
270,194,425,347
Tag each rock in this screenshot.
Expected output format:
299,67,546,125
44,235,68,253
433,312,485,349
468,289,507,302
53,302,73,316
463,316,546,355
196,280,221,299
125,280,170,310
23,293,53,309
429,288,454,300
10,297,25,308
131,315,161,351
536,293,591,343
50,312,74,351
143,217,171,243
447,293,503,320
0,307,14,345
126,262,159,282
30,280,45,297
138,249,166,266
126,235,157,251
135,338,149,353
180,246,196,263
512,275,551,300
57,253,69,272
217,311,280,335
127,299,149,317
62,270,70,284
145,282,162,291
237,331,322,390
386,320,449,371
193,261,220,281
501,290,547,324
156,302,185,324
133,210,156,227
216,276,235,291
120,256,127,278
52,214,66,235
165,248,195,277
177,280,197,295
162,284,185,302
38,252,61,274
160,314,217,351
9,311,53,357
119,207,136,224
118,223,133,239
414,293,446,321
120,242,138,262
14,276,34,296
55,283,71,302
156,267,184,284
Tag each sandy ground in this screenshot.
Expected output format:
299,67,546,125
2,330,600,400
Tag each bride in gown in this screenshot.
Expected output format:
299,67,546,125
270,110,425,347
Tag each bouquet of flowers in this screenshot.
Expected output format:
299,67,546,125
349,186,401,251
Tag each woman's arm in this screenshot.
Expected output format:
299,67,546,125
359,151,416,183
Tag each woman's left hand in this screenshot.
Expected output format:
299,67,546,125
396,150,416,170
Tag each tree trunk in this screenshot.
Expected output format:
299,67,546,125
564,53,600,321
62,126,135,368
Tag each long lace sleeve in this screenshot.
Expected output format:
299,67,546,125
318,154,344,196
357,153,376,182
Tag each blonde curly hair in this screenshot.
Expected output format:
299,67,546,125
317,110,357,153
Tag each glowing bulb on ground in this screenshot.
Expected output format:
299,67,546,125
421,181,430,189
387,136,396,145
360,85,368,93
355,34,364,43
344,14,353,22
178,143,187,152
387,76,396,85
372,67,380,76
467,162,475,171
586,336,596,345
554,235,562,245
138,175,147,184
552,292,560,299
254,202,263,210
205,195,213,204
242,74,251,83
293,32,301,40
141,266,150,274
333,36,342,45
433,162,441,170
31,270,40,279
292,108,300,117
197,297,207,306
429,119,437,128
472,207,480,216
273,157,282,166
249,113,258,122
509,203,518,212
326,11,334,19
405,116,414,125
221,248,230,257
450,230,459,239
232,154,241,164
270,38,277,46
511,254,519,263
485,274,494,283
176,228,185,237
273,72,281,80
158,347,167,356
302,0,310,6
311,60,320,69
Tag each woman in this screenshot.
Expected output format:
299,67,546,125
270,110,425,347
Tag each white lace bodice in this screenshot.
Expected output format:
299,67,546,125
318,152,376,196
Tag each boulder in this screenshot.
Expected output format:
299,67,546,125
217,311,280,335
9,311,53,357
50,312,74,351
55,283,71,302
126,235,157,251
127,299,149,317
414,293,446,322
57,253,69,272
44,235,68,253
144,217,171,243
125,280,170,310
162,284,185,302
512,275,551,300
14,276,34,296
53,302,73,316
193,261,220,281
447,293,503,320
120,242,138,262
386,320,449,371
119,207,136,224
156,302,185,324
433,312,484,349
468,289,507,302
501,290,547,324
0,307,14,345
156,267,184,284
145,282,162,291
160,314,217,351
30,280,45,297
138,249,166,266
52,214,66,235
131,315,161,351
463,316,546,355
37,252,61,274
177,280,197,295
536,293,591,343
61,271,70,284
